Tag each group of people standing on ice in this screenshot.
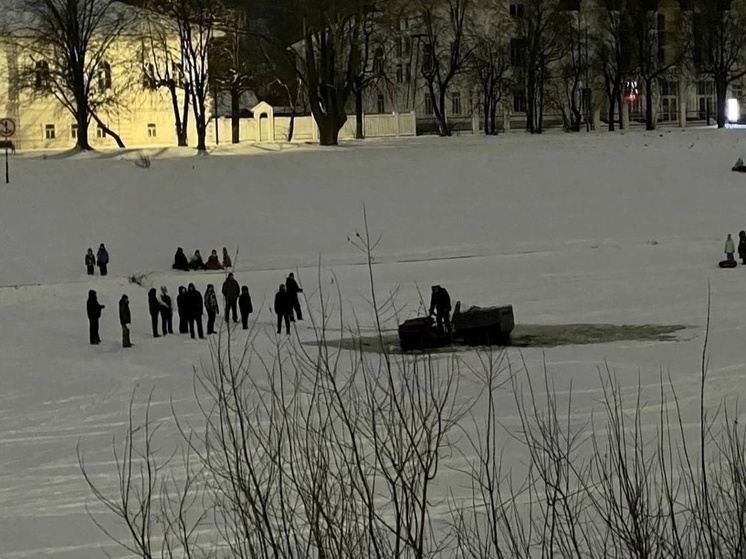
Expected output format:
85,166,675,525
86,271,304,347
721,232,746,268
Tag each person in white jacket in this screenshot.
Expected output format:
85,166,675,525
725,233,736,262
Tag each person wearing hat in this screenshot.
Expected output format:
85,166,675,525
159,286,173,335
119,294,132,348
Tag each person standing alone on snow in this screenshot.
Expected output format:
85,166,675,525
159,286,173,335
725,233,736,263
96,243,109,276
222,273,240,323
286,272,303,321
275,284,292,335
148,288,162,337
204,284,219,335
85,248,96,275
86,289,105,345
239,285,253,330
119,294,132,348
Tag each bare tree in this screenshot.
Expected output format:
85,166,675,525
591,1,634,131
553,6,586,132
151,0,221,152
13,0,131,149
514,0,564,134
410,0,471,136
689,0,746,128
140,8,191,146
628,0,684,131
277,0,385,146
467,0,511,135
211,8,257,144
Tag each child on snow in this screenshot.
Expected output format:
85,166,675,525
720,234,738,268
85,248,95,275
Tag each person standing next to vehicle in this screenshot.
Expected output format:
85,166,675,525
429,285,452,335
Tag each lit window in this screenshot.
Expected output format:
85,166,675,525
71,124,78,139
96,125,106,139
44,124,55,139
147,123,157,138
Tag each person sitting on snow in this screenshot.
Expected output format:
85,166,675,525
173,247,190,271
205,249,223,270
189,250,205,270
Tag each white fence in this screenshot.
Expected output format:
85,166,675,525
208,111,417,144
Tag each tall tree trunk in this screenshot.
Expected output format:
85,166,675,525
607,79,617,132
482,89,490,134
490,98,498,135
179,90,189,147
195,113,207,152
435,85,451,136
617,91,625,130
231,86,240,143
168,84,189,147
313,112,344,146
75,91,92,150
355,83,364,139
645,77,655,130
716,78,727,128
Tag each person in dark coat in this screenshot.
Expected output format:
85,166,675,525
173,248,190,271
189,250,205,271
86,289,105,344
429,285,452,335
148,288,162,337
738,231,746,265
159,286,173,335
186,283,204,339
96,243,110,276
204,284,219,335
176,286,188,334
239,285,253,330
274,284,292,334
222,272,240,323
205,249,223,270
85,248,96,275
285,272,303,321
222,247,232,269
119,294,132,348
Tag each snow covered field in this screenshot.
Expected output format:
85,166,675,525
2,128,746,557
